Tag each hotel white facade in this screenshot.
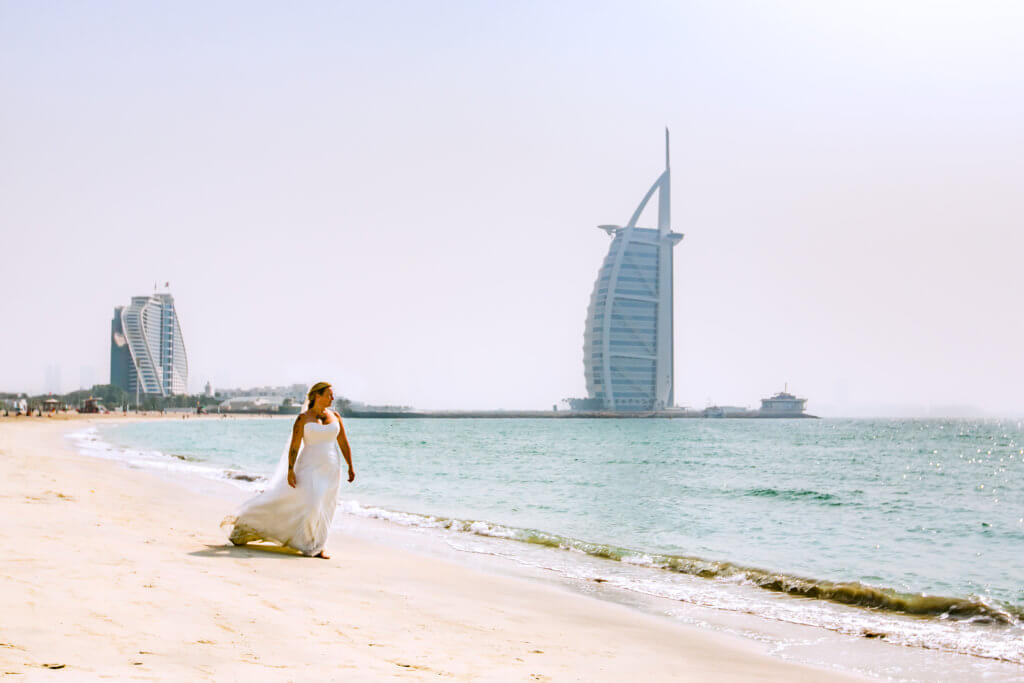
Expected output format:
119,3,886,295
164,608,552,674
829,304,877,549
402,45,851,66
110,292,189,397
583,132,683,410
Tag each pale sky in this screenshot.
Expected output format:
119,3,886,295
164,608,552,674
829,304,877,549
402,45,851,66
2,1,1022,416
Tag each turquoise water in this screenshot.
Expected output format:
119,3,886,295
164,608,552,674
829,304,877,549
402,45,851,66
86,417,1024,662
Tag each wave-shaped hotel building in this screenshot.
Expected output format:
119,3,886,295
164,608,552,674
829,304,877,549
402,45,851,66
110,290,189,397
583,132,683,410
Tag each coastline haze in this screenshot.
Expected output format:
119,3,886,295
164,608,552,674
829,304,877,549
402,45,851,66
2,2,1023,415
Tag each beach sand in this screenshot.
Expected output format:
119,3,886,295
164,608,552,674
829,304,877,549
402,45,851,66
0,417,863,681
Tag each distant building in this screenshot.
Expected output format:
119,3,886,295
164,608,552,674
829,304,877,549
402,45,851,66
347,401,412,414
759,388,808,416
582,131,684,410
110,314,132,394
110,291,189,397
1,398,28,414
215,383,307,401
564,397,603,411
204,381,213,397
218,395,290,413
703,405,750,418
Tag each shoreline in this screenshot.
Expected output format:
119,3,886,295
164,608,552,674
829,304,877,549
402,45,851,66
0,417,864,680
63,420,1024,633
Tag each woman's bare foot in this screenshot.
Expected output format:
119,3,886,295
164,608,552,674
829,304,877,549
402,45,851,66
314,551,330,559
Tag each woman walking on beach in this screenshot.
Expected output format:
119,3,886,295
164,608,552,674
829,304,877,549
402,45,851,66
223,382,354,558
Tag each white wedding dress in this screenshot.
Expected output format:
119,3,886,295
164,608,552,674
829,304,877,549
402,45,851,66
224,421,342,556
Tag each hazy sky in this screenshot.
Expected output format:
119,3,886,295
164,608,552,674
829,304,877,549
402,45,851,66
2,1,1023,415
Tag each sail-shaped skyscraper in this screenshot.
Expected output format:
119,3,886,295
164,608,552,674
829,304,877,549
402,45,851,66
110,291,189,398
583,132,684,410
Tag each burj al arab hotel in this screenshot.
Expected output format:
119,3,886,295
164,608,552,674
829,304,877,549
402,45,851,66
582,131,684,411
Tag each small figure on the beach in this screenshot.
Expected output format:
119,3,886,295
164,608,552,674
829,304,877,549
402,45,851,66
222,381,354,559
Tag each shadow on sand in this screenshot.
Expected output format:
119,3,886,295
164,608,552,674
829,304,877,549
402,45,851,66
190,543,306,560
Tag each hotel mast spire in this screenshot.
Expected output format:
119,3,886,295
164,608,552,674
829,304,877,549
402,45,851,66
658,127,671,236
665,127,670,170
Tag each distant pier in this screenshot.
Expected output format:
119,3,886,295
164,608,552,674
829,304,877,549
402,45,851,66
343,409,818,419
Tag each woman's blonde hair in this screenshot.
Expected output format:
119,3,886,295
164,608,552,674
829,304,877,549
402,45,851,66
307,381,332,406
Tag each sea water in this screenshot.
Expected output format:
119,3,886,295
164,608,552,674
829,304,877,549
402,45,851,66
73,417,1024,670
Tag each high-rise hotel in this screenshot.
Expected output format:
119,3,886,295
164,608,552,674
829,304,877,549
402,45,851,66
583,132,684,410
110,290,189,397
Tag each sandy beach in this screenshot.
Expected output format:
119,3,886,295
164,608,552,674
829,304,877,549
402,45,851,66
0,416,863,681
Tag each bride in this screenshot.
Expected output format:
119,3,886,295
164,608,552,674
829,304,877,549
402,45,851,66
223,381,355,558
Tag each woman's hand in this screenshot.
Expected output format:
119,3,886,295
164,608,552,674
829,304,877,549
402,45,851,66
347,467,355,483
287,469,297,488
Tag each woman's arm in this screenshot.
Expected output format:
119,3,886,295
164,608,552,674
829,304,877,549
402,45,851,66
286,415,305,488
333,410,355,482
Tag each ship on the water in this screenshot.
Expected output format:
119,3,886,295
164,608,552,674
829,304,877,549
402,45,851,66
757,386,811,417
700,386,814,418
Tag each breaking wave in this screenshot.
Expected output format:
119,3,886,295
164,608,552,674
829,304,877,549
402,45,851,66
337,500,1021,627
